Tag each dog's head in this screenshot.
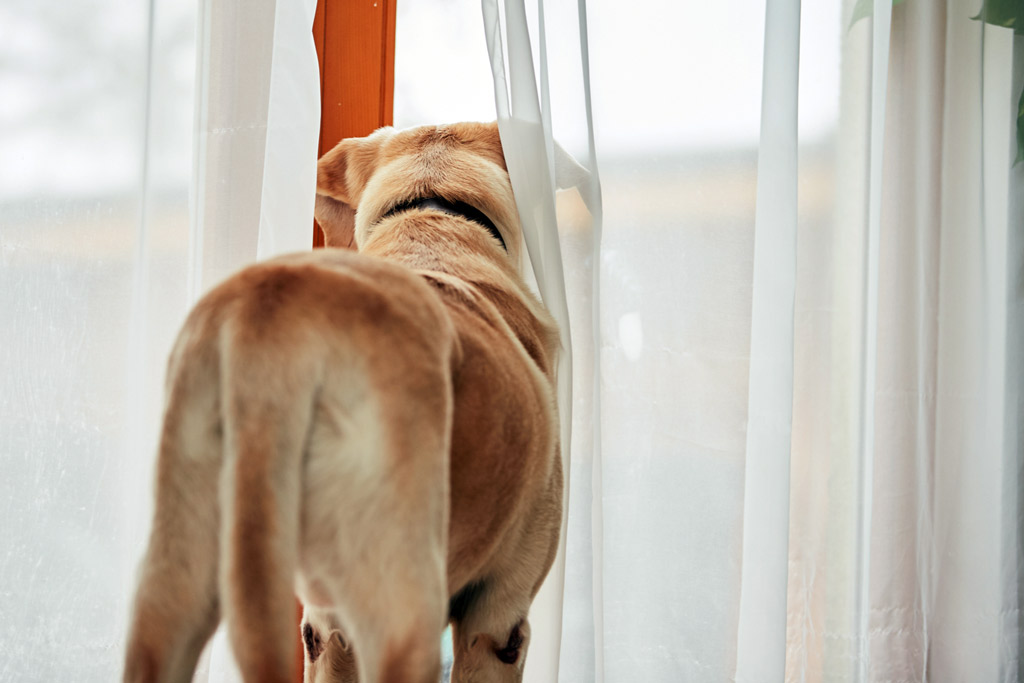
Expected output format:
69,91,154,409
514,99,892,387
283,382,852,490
315,122,523,265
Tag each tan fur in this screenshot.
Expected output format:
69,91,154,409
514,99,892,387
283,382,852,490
123,122,562,683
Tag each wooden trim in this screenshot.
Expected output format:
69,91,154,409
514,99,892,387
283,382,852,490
296,3,397,678
381,0,396,126
313,0,398,247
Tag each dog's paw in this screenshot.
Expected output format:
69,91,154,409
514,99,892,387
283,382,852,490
303,622,325,663
493,622,523,665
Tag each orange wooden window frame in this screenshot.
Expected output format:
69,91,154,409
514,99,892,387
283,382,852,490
295,2,397,679
311,0,397,248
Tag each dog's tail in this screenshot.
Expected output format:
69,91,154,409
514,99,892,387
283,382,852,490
218,285,319,683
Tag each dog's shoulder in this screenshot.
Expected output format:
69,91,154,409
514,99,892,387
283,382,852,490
414,269,558,381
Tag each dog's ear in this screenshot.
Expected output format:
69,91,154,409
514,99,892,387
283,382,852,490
315,130,389,249
317,128,394,204
314,194,357,249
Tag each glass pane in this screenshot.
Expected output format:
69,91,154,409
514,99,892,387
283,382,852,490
0,0,196,678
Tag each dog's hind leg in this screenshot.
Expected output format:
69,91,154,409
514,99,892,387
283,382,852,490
299,355,453,683
124,349,223,683
306,463,449,683
449,483,563,683
219,329,319,683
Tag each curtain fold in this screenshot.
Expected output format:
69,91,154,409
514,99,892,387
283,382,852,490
855,2,892,675
480,1,602,680
733,0,801,680
190,0,320,679
785,1,1023,681
0,0,199,678
480,3,572,679
1003,36,1024,680
927,5,1013,679
189,0,319,300
487,1,1023,681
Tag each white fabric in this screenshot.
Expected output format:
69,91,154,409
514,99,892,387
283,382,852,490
0,0,199,678
733,0,801,680
484,0,1024,682
1004,34,1024,683
4,0,1023,680
784,2,1023,681
0,0,317,679
190,0,319,298
854,2,892,677
481,1,602,680
191,0,320,679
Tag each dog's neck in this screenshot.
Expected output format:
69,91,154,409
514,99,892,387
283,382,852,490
377,197,507,252
360,210,559,380
363,210,517,287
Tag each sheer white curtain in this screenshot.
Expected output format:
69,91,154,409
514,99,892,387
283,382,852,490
191,0,320,679
0,0,317,679
4,0,1022,680
483,0,757,678
787,0,1022,678
1,0,198,678
480,1,601,680
483,0,1024,681
189,0,320,295
786,2,1023,680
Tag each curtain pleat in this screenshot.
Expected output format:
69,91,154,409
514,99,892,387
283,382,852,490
189,0,318,301
854,0,892,679
783,2,1023,681
733,0,801,680
1001,38,1024,681
480,1,603,680
189,0,319,679
481,3,572,679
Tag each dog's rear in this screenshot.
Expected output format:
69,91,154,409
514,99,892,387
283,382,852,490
124,251,457,683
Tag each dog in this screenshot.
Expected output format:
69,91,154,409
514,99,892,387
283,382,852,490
123,122,563,683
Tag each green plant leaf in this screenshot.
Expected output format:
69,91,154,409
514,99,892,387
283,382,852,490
848,0,906,31
971,0,1024,34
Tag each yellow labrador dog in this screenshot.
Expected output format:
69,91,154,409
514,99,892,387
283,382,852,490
123,122,562,683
